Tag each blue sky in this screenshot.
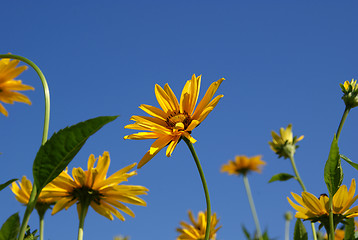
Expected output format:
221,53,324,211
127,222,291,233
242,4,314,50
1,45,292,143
1,1,358,239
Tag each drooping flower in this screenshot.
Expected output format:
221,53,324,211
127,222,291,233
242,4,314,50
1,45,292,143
287,179,358,227
340,79,358,109
10,176,55,216
176,210,221,240
0,58,34,116
269,124,304,159
124,74,224,168
42,151,148,221
221,155,266,176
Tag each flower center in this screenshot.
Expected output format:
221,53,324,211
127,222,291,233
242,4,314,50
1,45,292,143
72,186,102,204
166,112,191,130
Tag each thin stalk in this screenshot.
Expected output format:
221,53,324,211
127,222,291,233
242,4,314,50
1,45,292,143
0,54,51,240
336,107,350,140
243,175,262,240
183,138,211,240
284,217,290,240
289,154,317,240
39,212,45,240
78,203,90,240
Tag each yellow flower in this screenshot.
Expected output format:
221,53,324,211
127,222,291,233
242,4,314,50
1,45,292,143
10,176,55,215
0,58,34,116
287,179,358,226
340,79,358,109
176,210,221,240
269,124,304,159
221,155,266,176
124,74,224,168
42,151,148,221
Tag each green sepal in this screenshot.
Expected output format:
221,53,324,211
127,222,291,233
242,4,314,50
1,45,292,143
324,135,343,197
33,116,118,192
293,219,308,240
340,154,358,171
0,179,17,192
268,173,295,183
344,218,355,240
0,213,20,240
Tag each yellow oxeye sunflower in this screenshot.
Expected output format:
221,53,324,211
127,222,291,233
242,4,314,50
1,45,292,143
176,210,221,240
287,179,358,227
340,79,358,109
0,58,34,116
269,124,304,159
124,74,224,168
42,151,148,221
10,176,55,216
221,155,266,176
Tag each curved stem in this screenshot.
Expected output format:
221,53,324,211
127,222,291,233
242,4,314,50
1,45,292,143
0,54,51,240
289,155,317,240
183,138,211,240
0,54,50,144
243,175,262,240
78,203,90,240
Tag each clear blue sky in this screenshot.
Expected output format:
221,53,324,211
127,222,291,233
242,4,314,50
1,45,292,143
1,1,358,239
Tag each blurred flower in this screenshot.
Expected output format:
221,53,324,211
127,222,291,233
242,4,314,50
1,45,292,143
42,151,148,221
269,124,303,159
176,210,221,240
0,58,34,116
323,229,345,240
287,179,358,225
10,176,55,215
124,74,224,168
113,236,130,240
340,79,358,109
221,155,265,176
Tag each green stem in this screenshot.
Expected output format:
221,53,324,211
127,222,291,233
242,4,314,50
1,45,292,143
243,175,262,240
0,54,51,240
183,138,211,240
284,217,290,240
78,203,90,240
289,155,317,240
327,107,351,239
336,107,350,140
39,212,45,240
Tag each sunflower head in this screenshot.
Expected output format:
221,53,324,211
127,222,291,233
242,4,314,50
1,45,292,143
124,74,224,168
42,151,148,221
0,58,34,116
340,79,358,109
269,124,304,159
10,176,55,216
176,210,221,240
221,155,266,176
287,179,358,230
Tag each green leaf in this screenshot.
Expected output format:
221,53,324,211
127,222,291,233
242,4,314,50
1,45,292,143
340,154,358,171
0,179,17,192
293,219,308,240
268,173,295,183
33,116,118,191
241,225,252,240
0,213,20,240
344,218,355,240
324,135,343,197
